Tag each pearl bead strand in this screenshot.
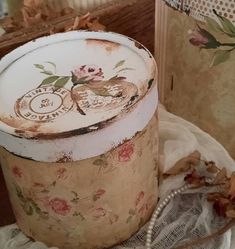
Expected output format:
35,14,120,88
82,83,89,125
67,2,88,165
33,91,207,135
145,184,191,249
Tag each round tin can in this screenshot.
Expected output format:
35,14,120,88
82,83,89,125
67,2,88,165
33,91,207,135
0,31,158,249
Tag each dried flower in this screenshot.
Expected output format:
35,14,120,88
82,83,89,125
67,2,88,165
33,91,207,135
164,151,201,177
184,169,206,187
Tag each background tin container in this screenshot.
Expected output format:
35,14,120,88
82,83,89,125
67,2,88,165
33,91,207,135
0,31,158,249
155,0,235,159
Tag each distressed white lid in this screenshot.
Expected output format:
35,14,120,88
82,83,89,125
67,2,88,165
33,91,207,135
0,31,158,162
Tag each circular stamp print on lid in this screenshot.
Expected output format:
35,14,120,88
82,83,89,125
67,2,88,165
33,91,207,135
15,86,73,122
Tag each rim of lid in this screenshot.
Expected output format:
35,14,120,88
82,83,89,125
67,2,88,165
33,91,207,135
0,31,157,140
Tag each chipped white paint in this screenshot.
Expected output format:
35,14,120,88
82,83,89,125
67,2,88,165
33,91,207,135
0,31,158,162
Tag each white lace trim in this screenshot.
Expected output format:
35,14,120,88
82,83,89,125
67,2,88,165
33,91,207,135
164,0,235,23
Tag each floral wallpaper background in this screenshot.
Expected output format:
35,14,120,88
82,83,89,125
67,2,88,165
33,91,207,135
164,7,235,159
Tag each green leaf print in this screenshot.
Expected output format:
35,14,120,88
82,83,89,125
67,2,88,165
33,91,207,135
31,200,42,214
126,216,132,224
15,185,48,218
205,16,223,33
45,61,56,69
113,60,125,69
129,209,136,216
138,217,145,228
41,71,53,76
22,202,34,216
54,77,70,91
210,50,231,67
40,76,59,86
117,67,134,73
93,159,108,166
213,10,235,37
71,191,80,204
34,64,44,70
15,185,25,202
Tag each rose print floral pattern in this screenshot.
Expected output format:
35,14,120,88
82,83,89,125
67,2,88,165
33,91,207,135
93,189,106,201
126,191,155,225
93,155,117,175
2,114,158,249
89,205,119,224
15,184,49,218
72,65,104,81
12,166,23,178
135,191,145,206
189,10,235,67
48,197,71,216
91,206,107,219
118,142,134,162
14,179,119,224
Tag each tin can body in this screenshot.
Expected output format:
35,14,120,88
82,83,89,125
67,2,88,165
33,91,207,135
0,31,158,248
0,115,158,249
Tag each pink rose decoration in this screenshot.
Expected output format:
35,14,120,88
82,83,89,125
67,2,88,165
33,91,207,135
188,25,220,49
118,142,134,162
12,166,23,178
93,189,106,201
56,168,67,179
91,207,107,219
135,191,145,207
109,214,119,224
189,29,209,47
73,65,104,81
49,198,71,216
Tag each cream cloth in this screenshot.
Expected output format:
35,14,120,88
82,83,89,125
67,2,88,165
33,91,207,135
1,106,235,249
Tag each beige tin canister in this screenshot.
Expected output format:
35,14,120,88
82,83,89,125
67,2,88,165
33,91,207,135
0,31,158,249
156,0,235,158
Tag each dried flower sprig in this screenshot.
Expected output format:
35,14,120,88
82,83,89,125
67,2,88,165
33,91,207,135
164,152,235,249
0,1,105,34
0,1,105,58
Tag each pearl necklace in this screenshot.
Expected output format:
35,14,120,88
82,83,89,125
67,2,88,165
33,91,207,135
145,184,191,249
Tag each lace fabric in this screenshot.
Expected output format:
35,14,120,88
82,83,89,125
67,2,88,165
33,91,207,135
115,192,231,249
163,0,235,23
